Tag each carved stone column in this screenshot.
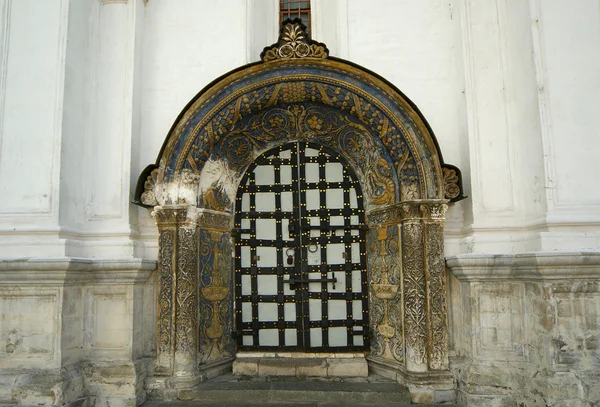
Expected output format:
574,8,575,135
400,202,429,373
400,201,449,373
421,202,450,371
153,205,200,383
366,200,450,378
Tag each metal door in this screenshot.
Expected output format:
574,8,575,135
234,142,369,352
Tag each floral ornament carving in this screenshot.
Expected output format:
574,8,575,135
261,20,328,62
442,167,461,200
141,168,159,206
175,227,199,357
156,229,174,374
213,104,397,207
368,226,403,363
198,230,234,364
426,222,449,370
201,182,231,212
402,221,428,368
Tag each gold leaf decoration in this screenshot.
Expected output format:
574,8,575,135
261,20,329,62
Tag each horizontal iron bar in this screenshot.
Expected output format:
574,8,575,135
284,277,337,285
298,224,368,231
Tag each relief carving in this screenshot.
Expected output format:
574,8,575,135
175,227,199,361
212,104,398,207
199,230,234,364
402,221,428,369
369,226,403,363
154,206,201,376
261,20,328,62
141,168,159,206
442,166,461,200
426,222,449,370
156,229,175,374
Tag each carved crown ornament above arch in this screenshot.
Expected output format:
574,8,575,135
134,19,465,211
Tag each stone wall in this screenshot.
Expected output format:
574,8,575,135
448,253,600,407
0,259,156,406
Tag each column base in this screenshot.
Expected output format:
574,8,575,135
199,357,234,379
367,356,456,404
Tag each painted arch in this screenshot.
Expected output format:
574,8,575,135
135,21,464,210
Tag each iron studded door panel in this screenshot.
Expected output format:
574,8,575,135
234,142,369,351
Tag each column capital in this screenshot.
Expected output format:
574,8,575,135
402,200,448,221
366,200,448,227
152,205,201,227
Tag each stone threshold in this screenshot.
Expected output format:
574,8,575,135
233,355,368,377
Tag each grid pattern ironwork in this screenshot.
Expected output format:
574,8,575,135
280,0,311,36
234,142,369,352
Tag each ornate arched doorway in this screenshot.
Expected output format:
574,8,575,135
135,20,463,399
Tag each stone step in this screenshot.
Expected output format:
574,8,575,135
144,402,457,407
233,357,369,377
146,374,418,406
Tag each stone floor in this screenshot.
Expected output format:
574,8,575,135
144,374,458,406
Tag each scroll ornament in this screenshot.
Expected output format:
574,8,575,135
261,20,329,62
442,167,460,200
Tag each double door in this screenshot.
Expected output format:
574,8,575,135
234,142,369,351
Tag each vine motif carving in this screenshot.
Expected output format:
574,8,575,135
368,226,403,363
402,221,427,367
427,223,449,370
198,230,233,364
261,20,328,62
366,204,402,227
141,168,159,206
442,167,461,200
213,104,397,206
153,207,189,226
198,210,233,231
156,229,174,372
420,202,448,221
180,81,424,204
175,227,199,359
201,182,231,212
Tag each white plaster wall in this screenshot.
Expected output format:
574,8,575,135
0,0,65,217
459,0,548,254
63,0,144,258
341,0,468,254
136,0,248,257
0,0,68,256
531,0,600,251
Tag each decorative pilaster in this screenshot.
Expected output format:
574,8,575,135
197,209,234,371
153,205,200,380
421,202,449,371
399,201,449,373
400,203,428,373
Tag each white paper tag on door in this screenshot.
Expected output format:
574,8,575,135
306,246,321,265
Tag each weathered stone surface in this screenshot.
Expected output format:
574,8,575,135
326,358,368,377
232,358,259,377
410,389,434,404
259,358,296,376
295,359,328,377
448,253,600,407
